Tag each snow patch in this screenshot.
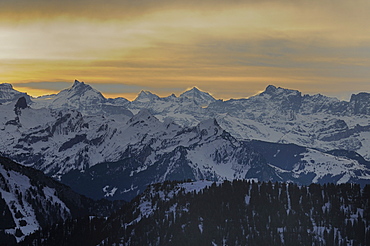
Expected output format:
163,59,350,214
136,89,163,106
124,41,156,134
103,185,118,197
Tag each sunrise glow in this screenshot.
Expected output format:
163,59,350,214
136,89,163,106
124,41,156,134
1,0,369,99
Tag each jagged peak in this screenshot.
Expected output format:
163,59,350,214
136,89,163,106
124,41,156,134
0,83,14,90
57,80,104,99
350,92,370,102
71,80,91,90
134,90,159,102
349,92,370,115
138,90,155,96
179,87,216,107
168,93,177,98
73,79,82,85
260,85,301,97
264,85,277,93
188,86,201,92
180,86,214,98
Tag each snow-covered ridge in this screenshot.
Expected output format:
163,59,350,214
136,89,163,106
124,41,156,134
0,158,70,242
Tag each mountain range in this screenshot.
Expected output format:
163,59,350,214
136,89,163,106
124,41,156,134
0,80,369,201
6,80,370,159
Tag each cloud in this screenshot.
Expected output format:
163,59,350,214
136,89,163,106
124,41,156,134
1,0,369,100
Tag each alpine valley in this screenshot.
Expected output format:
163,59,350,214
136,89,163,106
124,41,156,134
1,80,370,244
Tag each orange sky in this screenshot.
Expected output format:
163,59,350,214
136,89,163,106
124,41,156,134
1,0,370,100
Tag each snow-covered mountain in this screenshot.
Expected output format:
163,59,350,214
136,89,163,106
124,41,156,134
206,85,370,160
2,80,369,243
0,81,370,201
0,97,135,177
31,80,104,110
126,84,370,160
3,80,369,161
61,131,370,201
26,81,366,161
1,96,369,200
179,86,216,106
134,90,160,103
31,80,132,116
0,156,122,244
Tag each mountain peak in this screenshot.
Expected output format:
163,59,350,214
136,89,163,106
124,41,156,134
138,90,154,96
261,85,301,98
189,86,201,92
181,87,206,96
70,80,92,91
64,80,99,95
350,92,370,115
134,90,159,102
41,80,106,114
0,83,30,104
264,85,277,93
72,79,85,87
0,83,14,90
179,87,216,106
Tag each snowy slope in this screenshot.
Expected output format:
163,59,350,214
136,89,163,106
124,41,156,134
0,156,120,243
60,118,370,201
0,157,72,242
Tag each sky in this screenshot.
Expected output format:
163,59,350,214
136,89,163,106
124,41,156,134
1,0,370,101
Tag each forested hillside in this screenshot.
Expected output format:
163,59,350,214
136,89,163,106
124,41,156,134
0,156,123,245
22,180,370,246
